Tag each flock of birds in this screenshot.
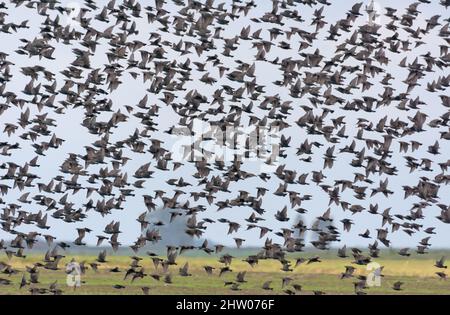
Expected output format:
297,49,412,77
0,0,449,295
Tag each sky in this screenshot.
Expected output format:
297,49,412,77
0,0,449,250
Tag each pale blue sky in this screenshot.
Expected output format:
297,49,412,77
0,0,449,250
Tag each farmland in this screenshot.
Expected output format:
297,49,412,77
1,250,449,295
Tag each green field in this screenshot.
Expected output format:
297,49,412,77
1,251,449,295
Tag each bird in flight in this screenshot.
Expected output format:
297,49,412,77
0,0,448,295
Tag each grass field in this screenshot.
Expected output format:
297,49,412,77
1,251,449,295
